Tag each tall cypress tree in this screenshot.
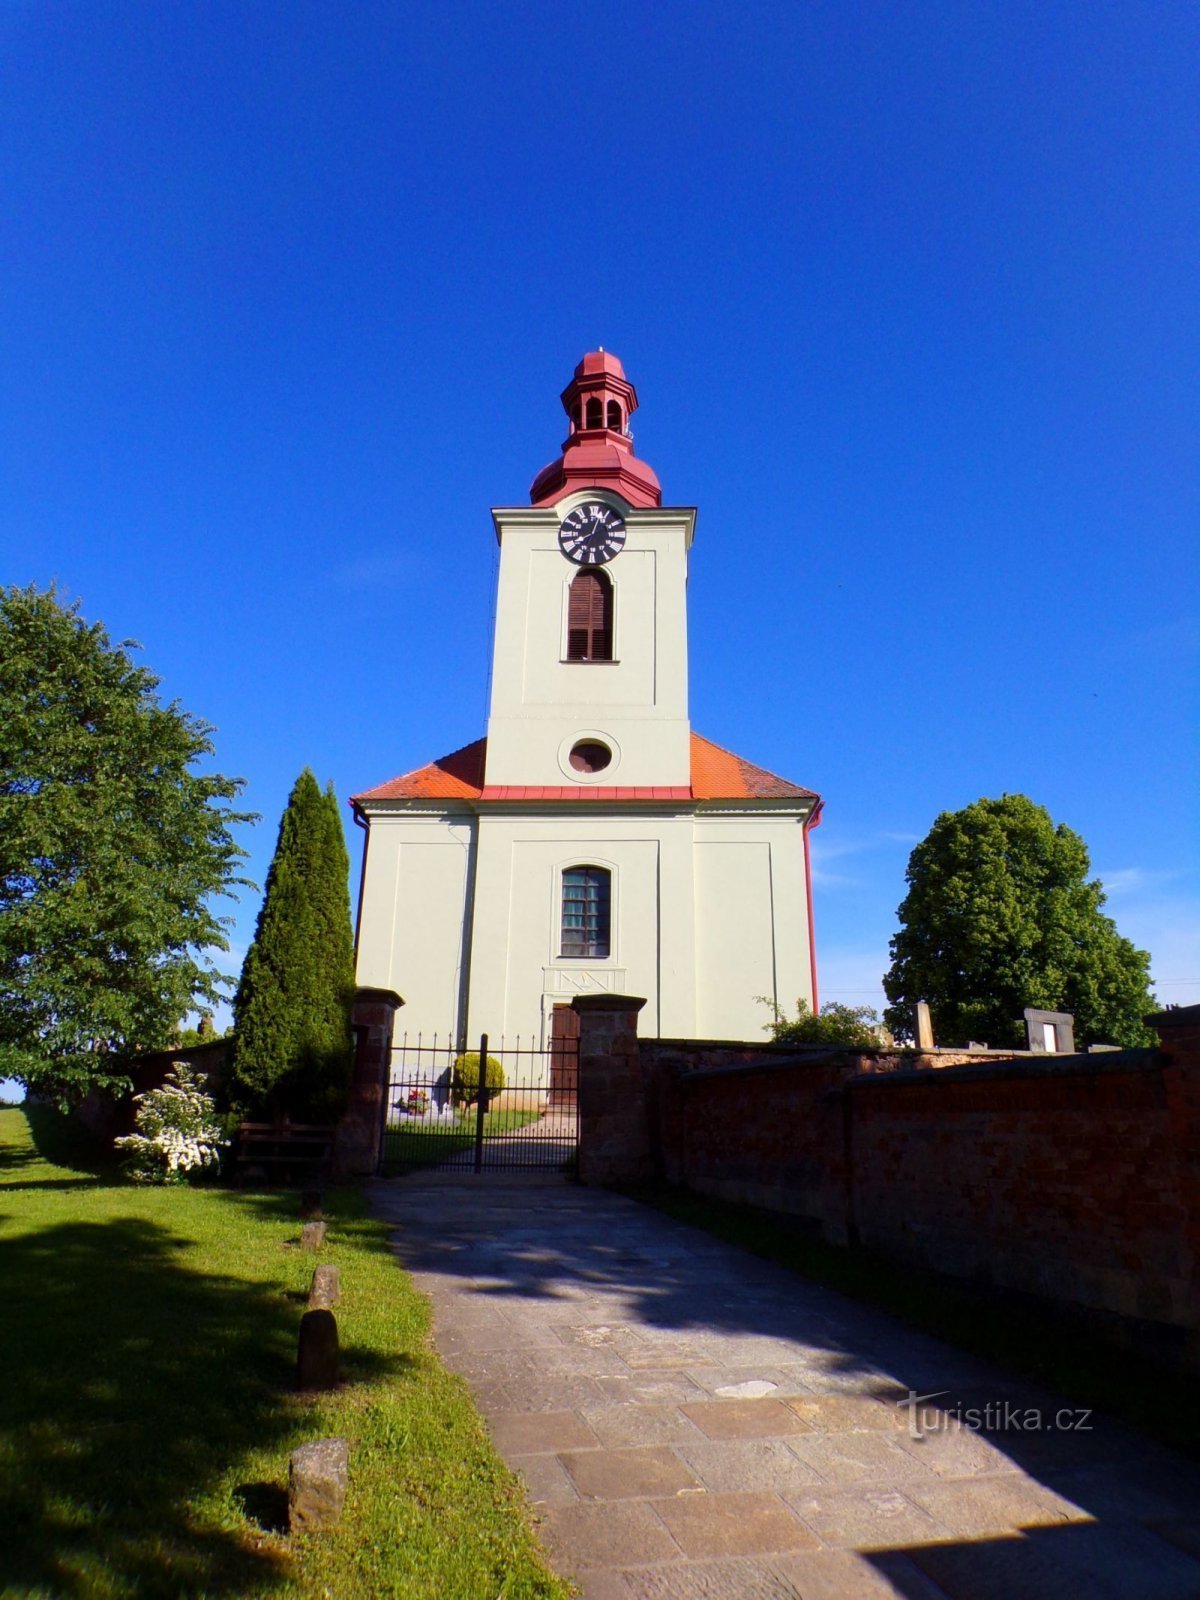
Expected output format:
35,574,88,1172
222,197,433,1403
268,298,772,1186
229,770,355,1118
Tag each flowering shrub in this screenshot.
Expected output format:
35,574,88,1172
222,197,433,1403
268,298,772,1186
406,1087,430,1115
115,1064,228,1183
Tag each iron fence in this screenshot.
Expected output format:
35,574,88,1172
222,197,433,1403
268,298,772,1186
380,1031,578,1175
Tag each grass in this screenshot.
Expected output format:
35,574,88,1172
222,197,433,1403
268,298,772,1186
0,1106,570,1600
627,1183,1200,1461
381,1107,541,1175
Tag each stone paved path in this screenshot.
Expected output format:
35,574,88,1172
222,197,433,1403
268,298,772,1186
370,1173,1200,1599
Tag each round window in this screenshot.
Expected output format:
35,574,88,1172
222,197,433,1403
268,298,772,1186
569,740,612,774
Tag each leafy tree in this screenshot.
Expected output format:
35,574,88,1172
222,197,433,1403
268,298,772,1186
228,770,355,1119
763,999,882,1048
883,794,1155,1049
0,585,253,1104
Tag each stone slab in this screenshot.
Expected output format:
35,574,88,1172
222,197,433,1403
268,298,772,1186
620,1556,795,1598
560,1446,702,1501
784,1394,908,1435
650,1491,819,1558
510,1452,580,1508
488,1409,599,1455
783,1485,943,1551
905,1474,1096,1537
539,1501,681,1570
770,1548,951,1600
676,1437,825,1494
680,1398,811,1440
787,1430,936,1486
579,1405,701,1449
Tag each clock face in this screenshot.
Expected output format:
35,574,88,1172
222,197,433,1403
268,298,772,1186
558,501,626,565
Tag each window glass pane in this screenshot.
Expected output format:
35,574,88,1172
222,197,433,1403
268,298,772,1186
560,866,611,958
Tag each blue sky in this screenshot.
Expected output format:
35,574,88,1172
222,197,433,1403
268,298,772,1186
2,1,1197,1070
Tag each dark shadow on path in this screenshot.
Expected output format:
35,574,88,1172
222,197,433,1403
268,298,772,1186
374,1175,1200,1600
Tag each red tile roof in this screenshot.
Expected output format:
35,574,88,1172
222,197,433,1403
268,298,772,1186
689,732,816,800
352,732,815,805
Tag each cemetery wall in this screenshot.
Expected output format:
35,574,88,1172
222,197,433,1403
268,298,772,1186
583,1003,1200,1371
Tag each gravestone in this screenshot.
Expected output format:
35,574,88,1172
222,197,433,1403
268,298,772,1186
300,1220,326,1251
289,1437,350,1532
1023,1007,1075,1054
299,1189,323,1219
297,1309,339,1390
308,1264,341,1310
914,1001,935,1050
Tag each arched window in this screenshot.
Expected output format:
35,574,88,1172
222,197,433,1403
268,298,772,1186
561,866,611,958
606,399,622,430
585,397,603,428
570,402,582,431
567,568,613,661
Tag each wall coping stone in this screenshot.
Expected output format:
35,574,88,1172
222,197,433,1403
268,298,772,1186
841,1047,1161,1090
572,994,648,1014
673,1053,849,1082
1147,1004,1200,1028
353,986,404,1008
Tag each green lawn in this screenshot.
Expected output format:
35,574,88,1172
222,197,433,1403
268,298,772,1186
381,1108,542,1175
0,1107,570,1600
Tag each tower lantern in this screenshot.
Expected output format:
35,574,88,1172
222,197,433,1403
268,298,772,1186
530,349,662,508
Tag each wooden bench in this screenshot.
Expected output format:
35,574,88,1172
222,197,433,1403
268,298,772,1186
235,1120,335,1188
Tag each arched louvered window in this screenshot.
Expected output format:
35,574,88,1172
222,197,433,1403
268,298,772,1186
585,397,603,428
561,866,611,958
567,568,613,662
606,399,622,429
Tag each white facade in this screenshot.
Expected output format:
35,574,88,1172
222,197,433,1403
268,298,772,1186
354,802,815,1045
353,354,820,1051
484,494,694,789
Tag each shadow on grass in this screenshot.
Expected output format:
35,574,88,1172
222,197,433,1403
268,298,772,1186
234,1481,290,1536
22,1101,115,1176
0,1213,296,1597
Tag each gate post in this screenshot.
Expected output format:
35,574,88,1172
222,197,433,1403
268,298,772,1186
333,987,404,1178
572,994,649,1187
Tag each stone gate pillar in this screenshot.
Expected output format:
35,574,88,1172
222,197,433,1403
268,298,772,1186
572,994,649,1187
333,987,404,1178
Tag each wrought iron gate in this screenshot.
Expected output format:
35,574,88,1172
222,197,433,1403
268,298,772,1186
380,1032,579,1175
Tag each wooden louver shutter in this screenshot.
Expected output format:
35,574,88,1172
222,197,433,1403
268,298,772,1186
567,570,613,661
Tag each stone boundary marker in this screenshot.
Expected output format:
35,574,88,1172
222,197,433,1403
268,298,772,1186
308,1264,341,1309
297,1308,339,1391
300,1220,327,1250
289,1437,350,1533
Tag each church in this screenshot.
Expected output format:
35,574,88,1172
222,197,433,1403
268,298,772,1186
351,352,821,1057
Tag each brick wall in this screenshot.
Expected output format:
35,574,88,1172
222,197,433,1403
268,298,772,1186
639,1039,982,1241
575,1004,1200,1370
845,1055,1187,1333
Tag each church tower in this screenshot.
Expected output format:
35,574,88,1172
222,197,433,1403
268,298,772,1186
484,351,693,791
352,353,821,1051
